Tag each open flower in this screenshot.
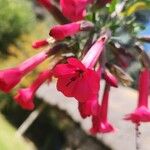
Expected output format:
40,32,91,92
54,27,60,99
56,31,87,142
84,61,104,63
90,84,115,134
54,57,100,102
0,51,49,93
53,35,108,102
14,70,53,110
124,69,150,123
60,0,92,21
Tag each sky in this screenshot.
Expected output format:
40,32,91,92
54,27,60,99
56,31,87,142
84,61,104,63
139,23,150,51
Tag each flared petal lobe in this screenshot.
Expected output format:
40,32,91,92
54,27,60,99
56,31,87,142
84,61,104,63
78,96,99,118
0,68,22,93
15,88,35,110
124,106,150,123
124,69,150,123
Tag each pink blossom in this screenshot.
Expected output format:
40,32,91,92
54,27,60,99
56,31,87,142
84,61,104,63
0,68,23,93
124,69,150,123
37,0,51,10
103,69,118,87
60,0,92,21
54,57,100,102
90,85,115,134
81,36,107,68
32,39,49,49
53,36,107,102
14,70,52,110
49,22,80,40
0,51,48,93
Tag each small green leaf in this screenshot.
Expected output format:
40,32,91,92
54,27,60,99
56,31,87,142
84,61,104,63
108,0,118,13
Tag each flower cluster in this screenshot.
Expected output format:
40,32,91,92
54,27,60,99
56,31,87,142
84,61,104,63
1,0,150,137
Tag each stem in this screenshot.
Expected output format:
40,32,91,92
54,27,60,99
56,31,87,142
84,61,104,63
135,123,141,150
16,103,46,136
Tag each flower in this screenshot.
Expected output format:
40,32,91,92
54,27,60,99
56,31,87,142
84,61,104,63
32,39,49,49
49,22,80,40
0,51,49,93
14,70,52,110
81,36,107,68
53,35,107,102
0,68,23,93
54,57,100,102
37,0,51,10
90,84,115,134
103,69,118,87
124,69,150,123
78,96,99,118
60,0,92,21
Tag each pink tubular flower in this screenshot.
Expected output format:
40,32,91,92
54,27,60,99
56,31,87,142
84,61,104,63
60,0,91,21
37,0,51,10
124,69,150,123
53,35,108,102
49,22,80,40
32,39,49,49
0,51,49,93
14,70,53,110
103,69,118,87
49,21,94,40
90,84,115,134
78,96,99,118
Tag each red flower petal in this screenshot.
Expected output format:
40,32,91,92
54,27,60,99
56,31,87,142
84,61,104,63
67,57,86,70
53,64,76,77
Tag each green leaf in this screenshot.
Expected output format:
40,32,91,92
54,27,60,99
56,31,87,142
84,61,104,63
108,0,118,13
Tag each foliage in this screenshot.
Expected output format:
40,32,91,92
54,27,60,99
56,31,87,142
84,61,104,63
0,0,35,56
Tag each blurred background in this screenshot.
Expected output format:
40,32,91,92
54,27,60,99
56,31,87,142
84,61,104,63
0,0,150,150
